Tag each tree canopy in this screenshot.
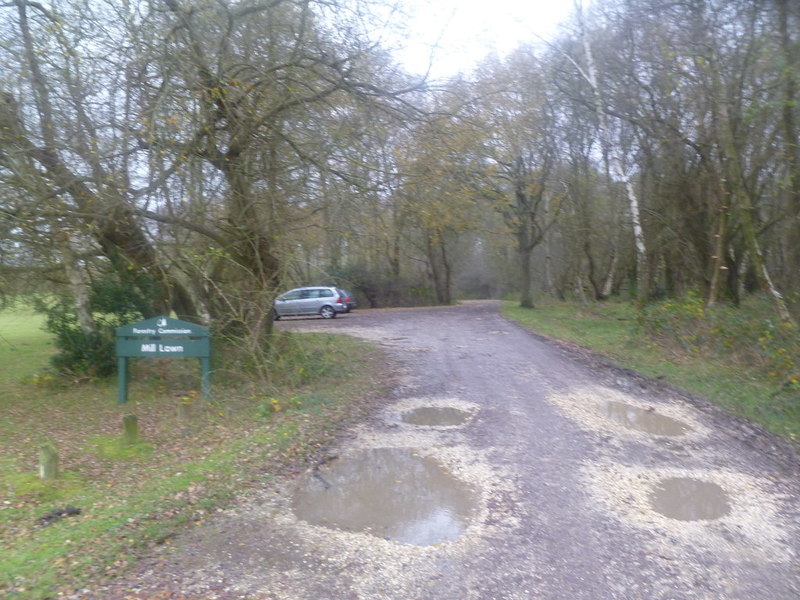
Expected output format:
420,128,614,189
2,0,798,368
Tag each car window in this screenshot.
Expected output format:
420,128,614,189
301,289,314,299
280,290,302,300
320,289,334,297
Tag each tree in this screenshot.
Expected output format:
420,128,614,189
470,51,562,308
0,1,196,320
0,0,425,358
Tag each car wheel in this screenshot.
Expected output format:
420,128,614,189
273,309,281,321
320,305,336,319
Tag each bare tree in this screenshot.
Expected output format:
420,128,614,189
469,51,562,308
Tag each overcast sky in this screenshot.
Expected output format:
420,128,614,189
392,0,577,79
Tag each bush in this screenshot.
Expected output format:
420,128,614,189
35,274,147,378
637,294,800,388
48,311,116,377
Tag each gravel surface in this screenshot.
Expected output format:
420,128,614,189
86,301,800,599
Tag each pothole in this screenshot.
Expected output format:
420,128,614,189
582,462,791,561
547,385,707,439
400,406,472,427
604,401,693,436
649,477,731,521
292,447,477,546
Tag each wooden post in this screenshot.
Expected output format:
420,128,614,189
123,414,139,445
117,356,128,404
39,442,59,480
178,399,192,421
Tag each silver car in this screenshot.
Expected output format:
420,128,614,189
273,286,348,319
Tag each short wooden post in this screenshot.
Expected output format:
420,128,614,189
123,414,139,445
39,442,59,480
178,399,192,421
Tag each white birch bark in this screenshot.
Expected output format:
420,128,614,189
572,2,649,302
601,251,618,298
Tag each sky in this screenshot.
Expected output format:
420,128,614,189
392,0,577,79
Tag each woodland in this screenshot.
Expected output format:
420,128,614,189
1,0,799,361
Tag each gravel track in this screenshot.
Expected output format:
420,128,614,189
87,301,800,599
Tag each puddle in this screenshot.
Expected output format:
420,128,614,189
292,448,476,545
649,477,731,521
604,401,692,436
400,406,471,427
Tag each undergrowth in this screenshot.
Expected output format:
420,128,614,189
503,296,800,443
637,294,800,392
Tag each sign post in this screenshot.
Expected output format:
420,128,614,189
115,316,210,404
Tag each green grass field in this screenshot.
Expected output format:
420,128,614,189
0,306,53,382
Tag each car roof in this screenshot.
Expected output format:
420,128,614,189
285,286,335,292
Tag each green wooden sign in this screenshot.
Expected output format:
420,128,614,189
116,338,210,358
115,316,211,403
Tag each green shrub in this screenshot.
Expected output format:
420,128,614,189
37,300,117,377
637,295,800,387
34,274,148,378
261,331,345,386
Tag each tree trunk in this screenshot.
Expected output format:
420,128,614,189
543,194,555,297
576,5,649,305
5,1,197,321
601,251,618,299
519,245,534,309
56,231,97,337
440,238,452,305
706,187,728,307
715,82,794,323
778,0,800,318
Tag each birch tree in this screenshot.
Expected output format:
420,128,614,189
570,1,649,304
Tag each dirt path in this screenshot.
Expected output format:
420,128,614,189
89,301,799,599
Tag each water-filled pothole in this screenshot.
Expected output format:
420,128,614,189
292,448,476,545
401,406,472,427
604,401,692,436
649,477,731,521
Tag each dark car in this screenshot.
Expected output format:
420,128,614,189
339,290,357,313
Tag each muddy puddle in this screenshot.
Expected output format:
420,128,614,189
604,401,692,436
400,406,472,427
292,448,476,545
649,477,731,521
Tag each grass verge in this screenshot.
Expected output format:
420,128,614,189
0,314,390,599
502,299,800,443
